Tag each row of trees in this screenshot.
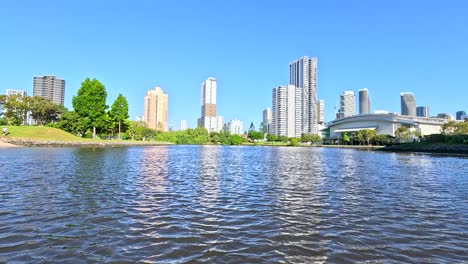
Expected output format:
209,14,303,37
0,94,65,125
442,120,468,135
125,122,245,145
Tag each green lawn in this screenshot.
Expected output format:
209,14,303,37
4,126,89,141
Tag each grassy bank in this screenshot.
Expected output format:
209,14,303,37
1,126,171,147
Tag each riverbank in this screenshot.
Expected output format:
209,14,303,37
382,143,468,155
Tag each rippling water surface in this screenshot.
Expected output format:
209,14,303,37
0,146,467,263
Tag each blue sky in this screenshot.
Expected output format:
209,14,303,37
1,0,467,128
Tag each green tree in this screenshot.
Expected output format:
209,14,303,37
259,122,265,133
229,134,243,145
4,94,30,125
289,138,299,146
248,122,256,132
109,93,129,139
361,129,376,145
266,133,277,142
72,78,108,138
278,135,289,143
309,134,321,145
343,133,350,145
374,134,389,145
29,96,65,125
442,121,457,135
395,127,410,143
52,110,86,136
248,130,264,141
455,121,468,134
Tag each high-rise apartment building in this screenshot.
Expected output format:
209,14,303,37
272,85,302,138
33,76,65,105
340,91,355,118
317,99,325,124
456,111,466,120
437,113,452,120
289,56,318,134
198,77,222,132
358,88,370,115
400,92,416,116
228,119,244,135
180,120,187,130
6,89,27,97
144,86,168,131
417,106,430,117
263,107,272,134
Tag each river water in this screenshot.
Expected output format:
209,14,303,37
0,146,467,263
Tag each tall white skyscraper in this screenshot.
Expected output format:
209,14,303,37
180,120,187,130
228,119,244,135
340,91,355,117
272,85,302,138
198,77,222,132
33,76,65,105
289,56,318,134
263,107,272,134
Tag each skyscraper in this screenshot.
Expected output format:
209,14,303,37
144,86,168,131
417,106,430,117
317,99,325,124
289,56,318,134
228,119,243,135
358,88,370,115
456,111,466,120
180,120,187,130
33,76,65,105
263,107,272,134
198,77,222,132
400,92,416,116
340,91,355,117
272,85,302,138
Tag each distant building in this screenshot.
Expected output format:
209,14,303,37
144,86,168,131
374,110,390,114
289,56,318,134
228,119,243,135
456,111,466,120
180,120,187,130
340,91,355,118
317,99,325,124
400,92,416,116
263,107,272,134
436,113,452,120
272,85,302,138
198,77,222,132
33,76,65,105
135,115,143,122
6,89,27,97
358,88,370,115
325,114,447,139
416,106,430,117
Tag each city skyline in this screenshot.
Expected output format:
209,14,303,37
1,1,467,127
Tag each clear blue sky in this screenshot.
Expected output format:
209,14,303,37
1,0,467,128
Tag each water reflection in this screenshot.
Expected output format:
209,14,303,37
0,146,467,263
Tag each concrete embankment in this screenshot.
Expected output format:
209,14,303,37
1,138,172,148
382,144,468,155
